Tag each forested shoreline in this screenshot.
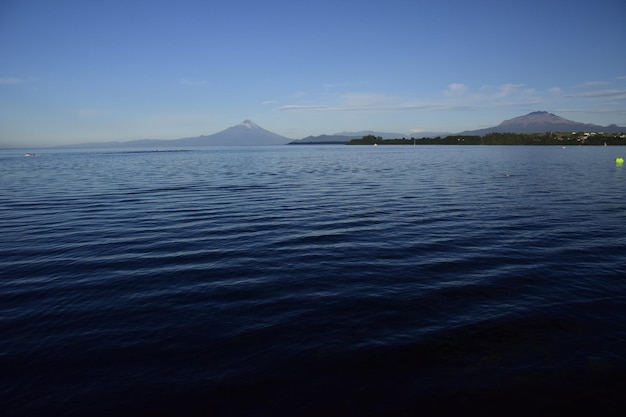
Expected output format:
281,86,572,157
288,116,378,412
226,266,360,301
348,133,626,146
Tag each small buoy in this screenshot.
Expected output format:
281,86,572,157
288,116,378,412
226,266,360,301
617,157,624,165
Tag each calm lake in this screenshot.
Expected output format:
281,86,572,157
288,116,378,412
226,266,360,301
2,145,626,416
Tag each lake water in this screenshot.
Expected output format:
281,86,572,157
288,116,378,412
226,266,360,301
2,145,626,416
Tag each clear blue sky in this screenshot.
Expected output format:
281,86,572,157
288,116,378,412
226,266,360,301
1,0,625,147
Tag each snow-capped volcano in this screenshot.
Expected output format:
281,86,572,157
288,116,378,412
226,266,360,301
175,120,290,145
64,120,292,147
240,119,261,129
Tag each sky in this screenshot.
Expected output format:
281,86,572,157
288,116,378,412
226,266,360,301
1,0,625,147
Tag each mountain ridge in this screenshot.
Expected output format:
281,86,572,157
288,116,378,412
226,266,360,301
57,113,625,149
290,130,449,144
460,111,625,135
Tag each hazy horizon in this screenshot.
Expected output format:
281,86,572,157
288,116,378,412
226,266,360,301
1,0,625,148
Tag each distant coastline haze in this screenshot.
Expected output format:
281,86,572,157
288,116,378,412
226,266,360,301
28,112,626,148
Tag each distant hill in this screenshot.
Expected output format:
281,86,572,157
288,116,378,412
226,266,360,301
289,131,402,145
290,129,447,144
334,130,406,139
337,130,450,139
289,134,356,144
459,111,626,135
289,132,404,145
64,120,292,148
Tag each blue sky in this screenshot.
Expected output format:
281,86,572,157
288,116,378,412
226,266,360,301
1,0,625,147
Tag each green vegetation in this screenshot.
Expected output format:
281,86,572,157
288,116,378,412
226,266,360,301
347,132,626,146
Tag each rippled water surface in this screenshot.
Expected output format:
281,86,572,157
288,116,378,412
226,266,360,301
2,145,626,416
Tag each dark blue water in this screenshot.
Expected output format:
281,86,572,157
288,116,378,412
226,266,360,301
2,145,626,416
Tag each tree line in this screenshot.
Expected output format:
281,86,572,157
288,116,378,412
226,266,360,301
347,133,626,146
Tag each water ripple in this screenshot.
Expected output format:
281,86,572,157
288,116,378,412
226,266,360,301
2,146,626,416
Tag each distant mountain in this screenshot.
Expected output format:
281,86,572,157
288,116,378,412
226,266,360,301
289,134,356,144
334,130,406,139
290,131,402,145
64,120,292,148
336,130,449,139
290,129,447,144
459,111,626,135
173,120,291,146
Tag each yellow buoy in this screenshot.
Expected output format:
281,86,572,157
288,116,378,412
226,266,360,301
617,157,624,165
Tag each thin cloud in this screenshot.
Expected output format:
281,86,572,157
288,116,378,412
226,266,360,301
277,84,537,114
277,102,471,113
492,83,524,99
496,100,543,108
556,108,626,115
277,105,329,111
262,100,278,105
277,92,435,112
566,89,626,98
275,80,625,118
574,81,610,88
444,83,467,96
340,92,416,109
0,77,23,85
